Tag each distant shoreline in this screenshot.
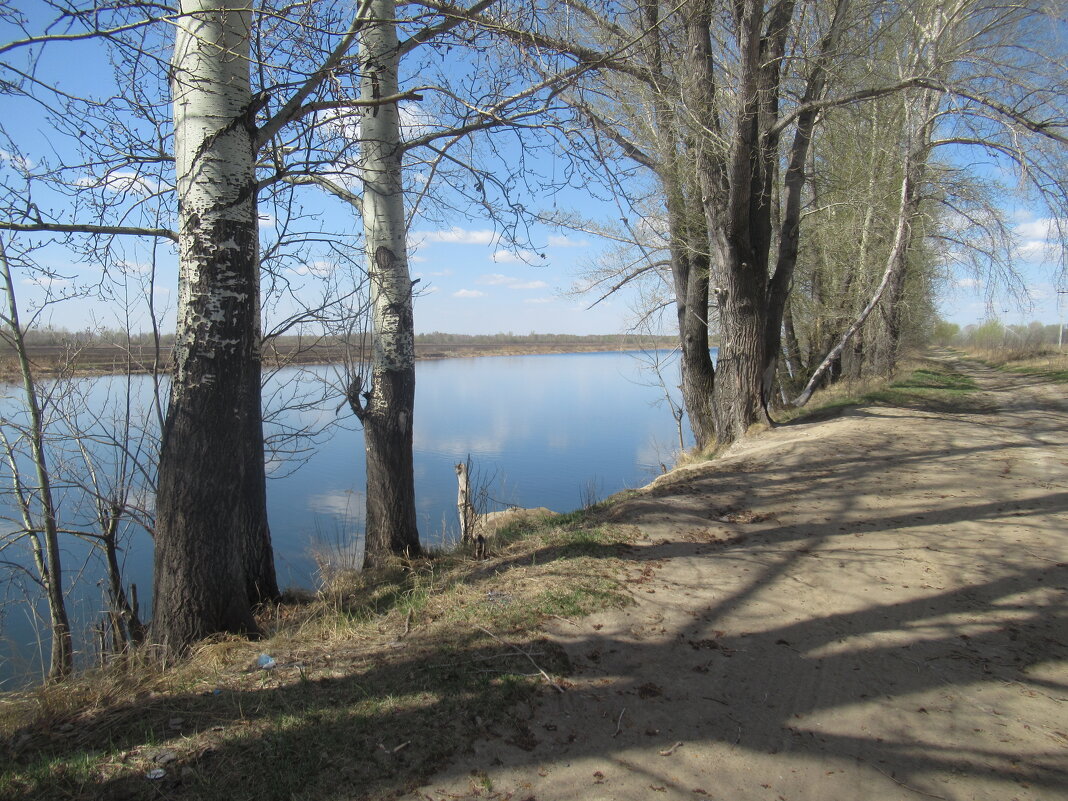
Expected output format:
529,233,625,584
0,337,682,382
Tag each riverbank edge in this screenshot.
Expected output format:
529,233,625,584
0,339,683,383
0,349,994,801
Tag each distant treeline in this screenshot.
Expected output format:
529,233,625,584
413,332,678,347
9,328,679,349
931,320,1066,349
1,328,681,378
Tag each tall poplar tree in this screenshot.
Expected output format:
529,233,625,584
152,0,273,652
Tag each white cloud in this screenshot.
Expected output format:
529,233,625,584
422,227,498,245
258,213,276,229
547,234,589,248
477,274,548,290
0,149,33,171
452,289,486,298
399,102,436,141
306,490,362,519
1016,219,1057,240
118,260,151,275
956,277,983,288
491,249,538,263
22,275,71,288
1014,217,1067,265
524,297,554,304
76,171,160,197
290,260,336,277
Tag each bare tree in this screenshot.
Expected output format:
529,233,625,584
0,237,73,679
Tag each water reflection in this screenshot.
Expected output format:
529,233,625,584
0,350,691,686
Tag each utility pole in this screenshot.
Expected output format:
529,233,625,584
1058,289,1067,350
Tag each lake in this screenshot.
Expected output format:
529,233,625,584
0,349,692,686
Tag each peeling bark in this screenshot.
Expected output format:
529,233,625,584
358,0,421,565
153,0,276,656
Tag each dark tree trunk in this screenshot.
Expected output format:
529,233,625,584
688,0,794,443
761,0,849,403
154,221,267,651
782,298,804,382
642,0,717,449
676,252,717,449
361,363,420,562
712,245,769,441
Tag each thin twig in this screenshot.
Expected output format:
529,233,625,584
476,626,564,693
870,764,948,800
658,741,684,756
402,607,413,637
613,707,626,737
550,614,579,627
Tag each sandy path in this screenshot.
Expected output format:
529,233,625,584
407,354,1068,801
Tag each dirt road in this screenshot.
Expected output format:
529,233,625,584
407,355,1068,801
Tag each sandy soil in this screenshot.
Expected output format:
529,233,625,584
406,354,1068,801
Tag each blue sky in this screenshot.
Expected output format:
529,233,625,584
2,3,1065,338
939,210,1067,329
406,226,638,335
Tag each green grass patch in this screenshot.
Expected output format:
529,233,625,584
886,367,978,392
999,365,1068,384
780,358,992,423
861,364,991,413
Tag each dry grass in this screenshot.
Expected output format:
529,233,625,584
964,347,1068,382
0,516,637,801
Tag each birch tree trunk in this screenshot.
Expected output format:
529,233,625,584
153,0,276,655
762,0,850,404
792,157,918,406
356,0,421,566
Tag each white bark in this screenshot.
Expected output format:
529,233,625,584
791,163,915,407
359,0,414,380
356,0,422,561
171,0,260,387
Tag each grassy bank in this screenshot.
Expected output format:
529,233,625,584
963,346,1068,384
0,517,637,801
779,352,991,423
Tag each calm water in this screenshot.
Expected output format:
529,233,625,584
0,350,692,686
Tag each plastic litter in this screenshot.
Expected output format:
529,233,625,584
146,768,166,781
257,654,277,670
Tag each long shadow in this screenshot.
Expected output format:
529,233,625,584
599,492,1068,556
9,521,1066,800
3,631,573,801
447,552,1068,798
